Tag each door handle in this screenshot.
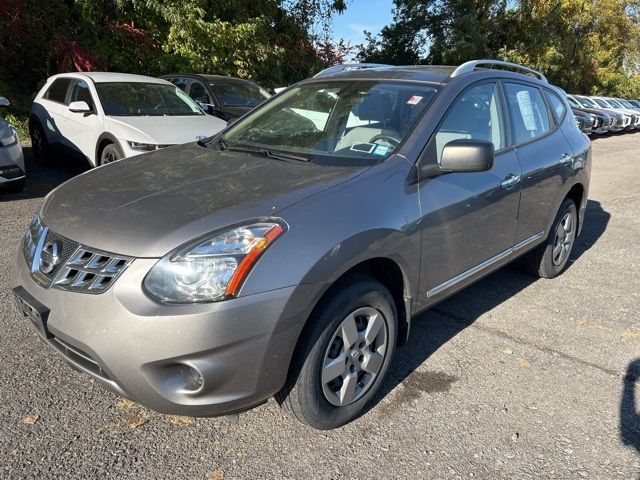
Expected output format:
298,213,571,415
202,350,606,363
560,153,573,166
500,174,521,188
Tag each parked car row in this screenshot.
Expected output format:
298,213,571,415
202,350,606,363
568,94,640,135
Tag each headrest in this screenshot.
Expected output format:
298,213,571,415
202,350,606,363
355,92,393,122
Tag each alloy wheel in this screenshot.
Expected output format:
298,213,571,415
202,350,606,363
552,211,575,266
321,306,388,407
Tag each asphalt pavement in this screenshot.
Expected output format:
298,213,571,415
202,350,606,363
0,135,638,479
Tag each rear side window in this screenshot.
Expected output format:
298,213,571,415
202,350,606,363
44,78,72,104
544,91,567,123
503,83,551,144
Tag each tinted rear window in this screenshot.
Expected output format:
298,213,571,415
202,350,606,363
44,78,72,104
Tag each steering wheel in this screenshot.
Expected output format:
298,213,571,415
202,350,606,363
369,133,401,147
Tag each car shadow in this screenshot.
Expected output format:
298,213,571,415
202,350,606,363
0,146,89,202
365,199,610,416
620,358,640,457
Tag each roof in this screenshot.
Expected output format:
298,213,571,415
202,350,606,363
160,74,261,85
311,65,456,84
309,61,550,86
53,72,170,84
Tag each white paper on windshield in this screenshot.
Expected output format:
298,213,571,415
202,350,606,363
516,90,537,131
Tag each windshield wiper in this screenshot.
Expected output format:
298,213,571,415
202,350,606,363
226,144,310,162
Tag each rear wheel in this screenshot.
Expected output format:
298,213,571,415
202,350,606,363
522,198,577,278
277,276,397,429
99,142,124,165
29,120,49,164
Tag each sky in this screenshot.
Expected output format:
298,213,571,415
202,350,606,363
332,0,395,50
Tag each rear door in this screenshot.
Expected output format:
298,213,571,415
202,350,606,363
503,81,574,247
418,81,522,302
38,77,73,147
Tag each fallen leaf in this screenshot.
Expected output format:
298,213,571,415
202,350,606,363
208,469,224,480
518,358,531,367
621,331,640,341
22,415,39,425
169,415,195,426
120,411,150,429
503,348,513,355
114,398,137,410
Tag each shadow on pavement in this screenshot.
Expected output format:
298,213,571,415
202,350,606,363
620,358,640,456
367,199,610,415
0,146,89,202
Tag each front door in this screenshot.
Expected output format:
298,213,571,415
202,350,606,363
417,81,522,304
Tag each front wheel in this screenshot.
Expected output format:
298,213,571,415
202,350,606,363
29,120,49,164
522,198,577,278
277,276,397,429
99,142,124,165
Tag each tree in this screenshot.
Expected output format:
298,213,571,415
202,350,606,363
357,0,640,96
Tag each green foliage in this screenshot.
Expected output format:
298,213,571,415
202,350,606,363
3,111,29,142
358,0,640,97
0,0,347,115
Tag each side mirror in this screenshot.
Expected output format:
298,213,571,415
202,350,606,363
0,97,10,107
68,101,92,113
440,139,494,174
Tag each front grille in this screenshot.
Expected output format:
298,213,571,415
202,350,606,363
52,247,132,293
23,215,133,294
41,229,80,282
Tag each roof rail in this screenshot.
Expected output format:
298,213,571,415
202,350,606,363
450,60,547,82
313,63,391,78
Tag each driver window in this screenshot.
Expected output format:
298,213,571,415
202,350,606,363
70,80,94,110
189,82,210,103
435,82,504,163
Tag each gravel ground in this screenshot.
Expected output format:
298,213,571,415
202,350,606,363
0,135,638,479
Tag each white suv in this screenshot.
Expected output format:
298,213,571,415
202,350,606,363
29,73,226,166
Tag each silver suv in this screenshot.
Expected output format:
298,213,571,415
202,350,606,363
13,60,591,429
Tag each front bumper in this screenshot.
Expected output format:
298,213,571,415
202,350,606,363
13,248,320,416
0,134,25,183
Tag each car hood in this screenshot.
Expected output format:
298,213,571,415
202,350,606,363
41,143,367,257
104,114,227,145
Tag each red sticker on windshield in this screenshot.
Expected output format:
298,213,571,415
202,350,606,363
407,95,423,105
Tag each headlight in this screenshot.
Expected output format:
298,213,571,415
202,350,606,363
144,222,285,303
127,141,170,151
0,131,17,147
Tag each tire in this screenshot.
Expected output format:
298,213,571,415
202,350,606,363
99,142,124,165
277,275,397,429
1,178,25,193
29,119,49,164
522,198,578,278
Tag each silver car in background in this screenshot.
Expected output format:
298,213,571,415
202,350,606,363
0,97,25,191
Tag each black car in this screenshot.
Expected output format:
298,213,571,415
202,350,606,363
572,109,594,135
161,74,271,121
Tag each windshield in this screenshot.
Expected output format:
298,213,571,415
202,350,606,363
576,96,596,108
210,83,271,107
220,80,439,162
95,82,203,116
606,99,622,108
567,96,580,108
593,98,611,108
